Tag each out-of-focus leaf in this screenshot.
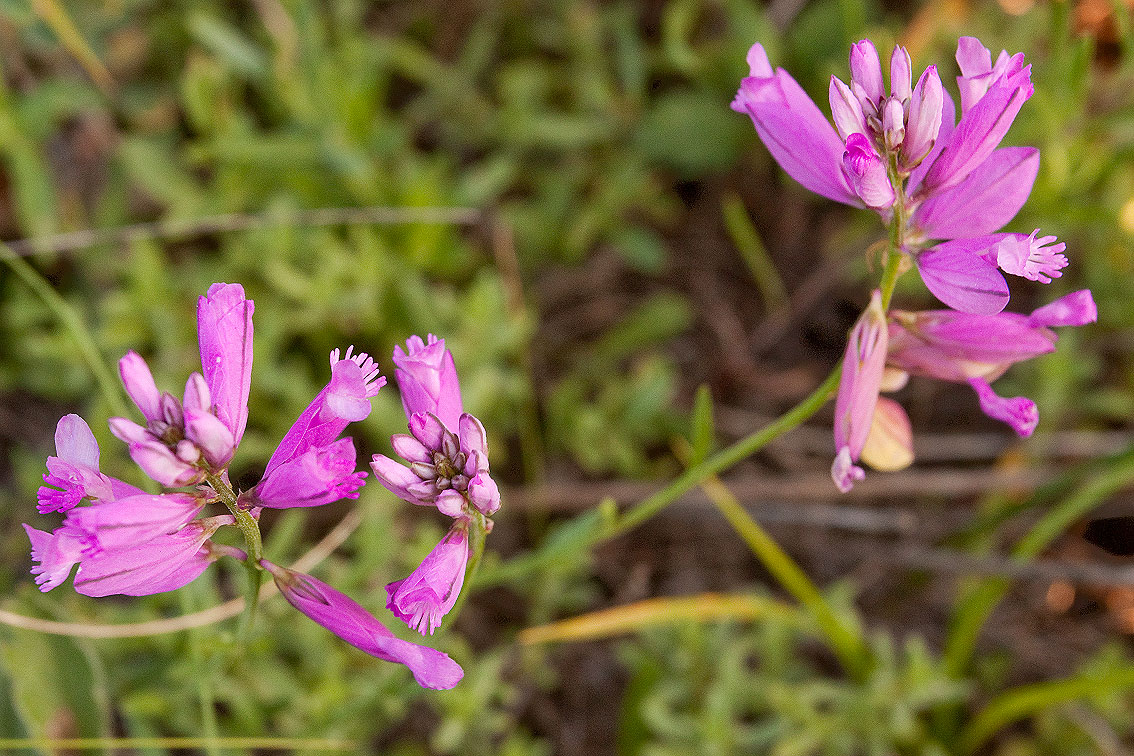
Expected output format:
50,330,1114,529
635,89,749,176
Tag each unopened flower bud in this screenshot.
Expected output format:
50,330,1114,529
842,134,895,209
902,65,943,168
882,97,905,151
849,40,884,110
890,46,912,102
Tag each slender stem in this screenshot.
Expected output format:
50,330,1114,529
879,162,908,311
475,366,842,588
608,366,842,538
204,472,263,635
700,474,871,680
0,245,127,416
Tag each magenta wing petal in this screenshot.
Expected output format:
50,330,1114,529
732,45,861,206
72,526,215,597
262,561,464,690
63,493,203,553
916,246,1010,315
921,64,1033,192
252,438,366,508
913,147,1039,239
197,283,254,447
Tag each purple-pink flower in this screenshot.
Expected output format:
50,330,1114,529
261,559,463,690
26,415,229,595
243,347,384,509
372,335,499,520
832,291,889,492
371,335,498,635
886,290,1096,436
23,284,469,688
37,413,144,513
386,523,469,635
829,290,1095,490
734,36,1064,316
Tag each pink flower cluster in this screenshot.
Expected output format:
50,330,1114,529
733,37,1097,491
733,37,1062,316
370,335,500,635
23,284,491,691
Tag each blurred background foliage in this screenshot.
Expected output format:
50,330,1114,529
0,0,1133,753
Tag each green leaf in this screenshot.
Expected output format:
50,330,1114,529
188,13,269,80
0,624,108,743
635,89,749,177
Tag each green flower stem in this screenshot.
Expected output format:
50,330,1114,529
476,367,842,590
608,366,842,538
204,472,263,635
879,161,909,311
0,244,127,416
700,473,870,681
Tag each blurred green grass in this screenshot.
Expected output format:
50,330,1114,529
0,0,1132,753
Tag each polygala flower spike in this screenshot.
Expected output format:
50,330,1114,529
734,36,1062,316
372,335,499,635
24,284,459,689
735,35,1095,491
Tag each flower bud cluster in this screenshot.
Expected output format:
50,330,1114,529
370,335,500,635
830,41,945,207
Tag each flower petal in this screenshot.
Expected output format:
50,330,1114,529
732,45,861,206
914,147,1039,239
916,246,1010,314
197,283,254,446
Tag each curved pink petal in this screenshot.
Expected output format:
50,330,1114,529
916,246,1010,314
54,414,100,469
732,45,860,206
914,147,1039,239
262,561,464,690
921,64,1033,192
197,283,254,446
